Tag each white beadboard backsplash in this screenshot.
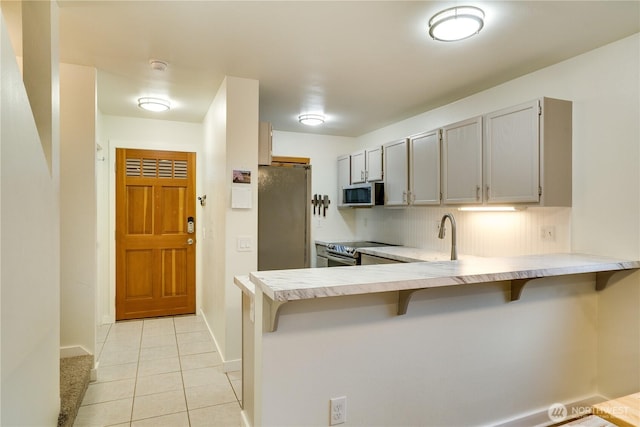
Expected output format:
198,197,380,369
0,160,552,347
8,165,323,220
354,207,571,257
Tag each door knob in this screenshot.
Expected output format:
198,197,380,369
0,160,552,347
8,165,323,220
187,238,194,245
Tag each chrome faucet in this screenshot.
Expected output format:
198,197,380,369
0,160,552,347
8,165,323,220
438,213,458,260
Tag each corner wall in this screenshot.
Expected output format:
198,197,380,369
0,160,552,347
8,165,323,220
60,63,97,358
201,76,259,367
0,6,60,425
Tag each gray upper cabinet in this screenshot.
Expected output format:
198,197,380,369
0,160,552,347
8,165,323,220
350,147,383,184
383,139,409,206
366,146,384,182
485,101,540,203
409,130,441,205
350,150,366,184
442,116,483,204
485,97,572,206
338,97,571,209
337,154,351,207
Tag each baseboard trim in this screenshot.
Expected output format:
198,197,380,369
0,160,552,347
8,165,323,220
492,395,608,427
199,308,242,373
90,361,99,382
240,409,252,427
60,345,92,359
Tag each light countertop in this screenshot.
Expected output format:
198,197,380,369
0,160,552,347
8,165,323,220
357,246,476,262
248,253,640,303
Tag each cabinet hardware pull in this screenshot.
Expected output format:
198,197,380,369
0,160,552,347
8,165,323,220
476,185,481,201
486,185,490,199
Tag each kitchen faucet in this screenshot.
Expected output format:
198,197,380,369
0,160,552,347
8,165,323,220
438,213,458,261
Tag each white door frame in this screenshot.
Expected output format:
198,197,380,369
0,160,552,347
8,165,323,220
99,139,204,324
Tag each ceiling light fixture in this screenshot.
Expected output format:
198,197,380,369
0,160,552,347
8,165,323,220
428,6,485,42
137,97,171,112
298,114,325,126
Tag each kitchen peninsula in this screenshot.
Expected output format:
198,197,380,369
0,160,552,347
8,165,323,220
236,254,639,426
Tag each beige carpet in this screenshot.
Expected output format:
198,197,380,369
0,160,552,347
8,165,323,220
58,355,93,427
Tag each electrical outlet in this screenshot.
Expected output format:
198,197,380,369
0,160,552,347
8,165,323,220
541,226,556,241
330,396,346,425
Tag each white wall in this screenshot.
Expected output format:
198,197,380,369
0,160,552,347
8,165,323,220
262,278,599,426
201,77,259,367
254,34,640,425
97,115,203,324
60,63,97,358
272,131,359,265
0,6,60,425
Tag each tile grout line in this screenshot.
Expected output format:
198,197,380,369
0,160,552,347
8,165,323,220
129,319,143,425
174,318,194,427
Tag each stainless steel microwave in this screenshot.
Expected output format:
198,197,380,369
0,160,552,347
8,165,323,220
342,182,384,207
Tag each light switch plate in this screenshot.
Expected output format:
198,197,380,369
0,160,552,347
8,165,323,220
237,236,252,252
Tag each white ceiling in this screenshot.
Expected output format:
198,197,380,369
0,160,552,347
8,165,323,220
5,1,640,137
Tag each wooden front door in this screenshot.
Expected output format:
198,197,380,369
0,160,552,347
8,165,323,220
116,148,196,320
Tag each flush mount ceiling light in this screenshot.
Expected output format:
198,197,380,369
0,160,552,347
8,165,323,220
428,6,485,42
298,114,325,126
137,97,171,112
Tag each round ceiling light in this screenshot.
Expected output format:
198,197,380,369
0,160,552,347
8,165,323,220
428,6,485,42
298,114,325,126
137,97,171,112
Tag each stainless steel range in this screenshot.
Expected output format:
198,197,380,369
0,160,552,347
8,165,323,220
316,241,393,267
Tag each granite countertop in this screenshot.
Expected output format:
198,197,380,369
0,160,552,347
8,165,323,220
357,246,477,263
248,253,640,303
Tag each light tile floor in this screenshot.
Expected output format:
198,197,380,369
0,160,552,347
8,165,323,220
74,315,242,427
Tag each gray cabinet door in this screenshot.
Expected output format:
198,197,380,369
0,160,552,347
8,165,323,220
485,101,540,203
383,139,409,206
410,130,440,205
442,116,483,204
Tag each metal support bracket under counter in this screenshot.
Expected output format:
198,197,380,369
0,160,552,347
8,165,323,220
235,275,287,333
509,269,637,301
243,254,640,331
399,267,639,315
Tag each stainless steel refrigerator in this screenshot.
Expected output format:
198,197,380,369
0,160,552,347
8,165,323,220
258,164,311,270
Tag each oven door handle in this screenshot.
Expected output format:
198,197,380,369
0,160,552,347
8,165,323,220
325,254,357,266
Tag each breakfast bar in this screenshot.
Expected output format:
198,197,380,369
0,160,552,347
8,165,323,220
244,253,640,332
236,253,639,426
